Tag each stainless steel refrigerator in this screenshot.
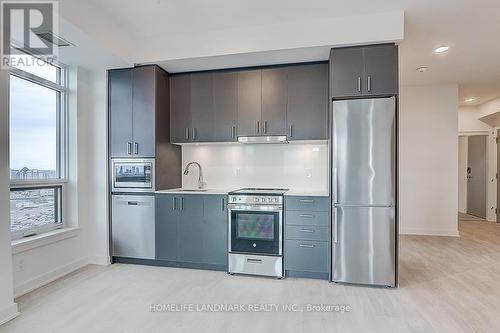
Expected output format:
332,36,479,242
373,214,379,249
331,97,397,287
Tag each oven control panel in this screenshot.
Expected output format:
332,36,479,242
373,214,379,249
229,195,283,205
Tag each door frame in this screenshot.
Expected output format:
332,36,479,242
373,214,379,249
458,130,492,221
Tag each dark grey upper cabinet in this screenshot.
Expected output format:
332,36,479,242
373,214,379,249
213,72,237,141
170,74,191,143
237,70,262,136
330,44,397,98
287,64,328,140
190,73,215,142
363,45,398,96
132,66,156,157
330,47,364,98
109,69,133,157
156,194,179,261
262,68,287,136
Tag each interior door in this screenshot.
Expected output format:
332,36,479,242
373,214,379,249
467,135,487,218
498,131,500,222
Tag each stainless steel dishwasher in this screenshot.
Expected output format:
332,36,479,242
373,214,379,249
111,194,155,259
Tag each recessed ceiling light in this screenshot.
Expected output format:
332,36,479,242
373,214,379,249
465,97,477,103
434,46,450,54
416,66,428,73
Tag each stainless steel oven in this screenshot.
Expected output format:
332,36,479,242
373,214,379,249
227,189,287,278
111,158,155,193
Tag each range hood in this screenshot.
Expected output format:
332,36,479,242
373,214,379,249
237,136,288,144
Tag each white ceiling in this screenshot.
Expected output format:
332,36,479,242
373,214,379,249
59,0,500,106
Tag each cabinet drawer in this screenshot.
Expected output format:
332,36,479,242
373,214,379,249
286,211,329,226
285,196,329,211
286,225,329,242
285,240,329,273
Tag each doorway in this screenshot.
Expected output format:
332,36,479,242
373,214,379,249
458,135,487,219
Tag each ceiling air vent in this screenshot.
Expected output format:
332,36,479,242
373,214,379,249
35,31,74,47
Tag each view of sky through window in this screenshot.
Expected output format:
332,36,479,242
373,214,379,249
9,75,58,180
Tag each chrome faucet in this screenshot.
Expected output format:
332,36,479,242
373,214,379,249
183,162,206,189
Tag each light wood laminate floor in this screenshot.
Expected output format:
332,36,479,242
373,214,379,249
2,220,500,333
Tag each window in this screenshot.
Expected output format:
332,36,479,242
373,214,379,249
9,55,67,240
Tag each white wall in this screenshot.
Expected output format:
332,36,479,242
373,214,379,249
459,106,491,132
0,68,19,325
182,143,328,192
399,84,459,236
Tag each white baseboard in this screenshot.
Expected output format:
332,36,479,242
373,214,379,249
400,228,460,237
0,303,19,326
14,257,89,298
88,255,110,266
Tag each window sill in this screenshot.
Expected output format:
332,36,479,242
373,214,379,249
12,227,80,255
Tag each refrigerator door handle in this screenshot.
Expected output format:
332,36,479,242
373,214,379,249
333,206,338,243
333,167,339,204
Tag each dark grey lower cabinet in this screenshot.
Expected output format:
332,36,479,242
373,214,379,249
284,196,330,280
156,194,227,270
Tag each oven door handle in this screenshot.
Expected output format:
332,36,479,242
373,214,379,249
227,204,283,212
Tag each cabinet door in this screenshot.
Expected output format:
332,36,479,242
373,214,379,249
261,68,287,135
109,69,133,157
330,47,364,98
214,72,237,141
170,74,191,143
190,72,215,142
155,194,179,261
363,45,398,96
287,64,328,140
178,195,205,262
132,66,156,157
237,70,262,136
202,195,228,266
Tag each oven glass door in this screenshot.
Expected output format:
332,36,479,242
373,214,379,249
230,210,280,255
113,161,153,189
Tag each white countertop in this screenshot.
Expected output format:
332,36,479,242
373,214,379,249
156,188,329,197
284,189,330,197
156,188,231,195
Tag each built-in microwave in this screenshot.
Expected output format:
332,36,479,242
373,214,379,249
111,158,155,193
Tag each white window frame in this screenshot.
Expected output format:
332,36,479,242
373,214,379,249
8,52,69,240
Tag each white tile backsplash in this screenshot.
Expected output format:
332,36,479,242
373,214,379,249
181,142,329,191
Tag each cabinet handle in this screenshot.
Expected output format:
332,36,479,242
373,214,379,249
299,243,315,248
231,126,236,139
192,128,196,141
299,199,314,203
256,121,260,134
172,197,176,210
299,214,314,218
264,121,268,134
299,228,315,233
357,76,362,92
185,128,189,141
127,201,138,206
134,142,139,154
181,197,184,210
127,142,132,155
367,76,372,92
221,198,225,211
289,125,293,138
